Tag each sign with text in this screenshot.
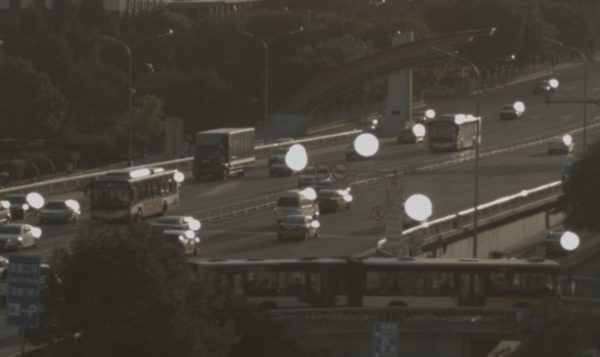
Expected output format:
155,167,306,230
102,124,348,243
7,255,41,327
373,321,398,357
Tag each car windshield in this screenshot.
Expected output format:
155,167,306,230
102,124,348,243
0,226,21,234
319,190,339,198
45,202,66,209
277,197,299,207
315,180,336,189
162,234,182,244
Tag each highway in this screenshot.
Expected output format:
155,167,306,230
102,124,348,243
5,60,600,261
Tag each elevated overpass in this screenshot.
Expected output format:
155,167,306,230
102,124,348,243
275,28,496,116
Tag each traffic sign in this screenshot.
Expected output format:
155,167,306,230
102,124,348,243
371,206,385,221
314,164,331,179
332,163,349,180
7,255,41,327
373,321,398,357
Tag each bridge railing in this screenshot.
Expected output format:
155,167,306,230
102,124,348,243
0,130,362,198
272,307,524,335
376,181,563,256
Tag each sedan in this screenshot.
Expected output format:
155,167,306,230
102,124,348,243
7,194,37,220
0,200,10,224
276,215,320,241
0,223,41,251
39,200,81,224
151,215,201,233
161,229,200,256
547,137,574,154
317,189,352,212
297,166,318,188
498,104,524,120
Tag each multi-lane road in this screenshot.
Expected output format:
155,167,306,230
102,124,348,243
7,59,600,260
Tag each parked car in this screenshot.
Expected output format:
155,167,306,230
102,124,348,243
0,223,41,251
0,200,10,224
532,80,557,96
7,194,38,220
498,104,524,120
151,215,201,233
39,200,81,224
161,229,200,255
547,136,574,154
276,215,320,241
317,188,353,212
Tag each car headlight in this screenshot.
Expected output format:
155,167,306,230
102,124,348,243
17,236,23,242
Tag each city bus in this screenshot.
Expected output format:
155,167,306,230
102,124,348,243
189,257,560,310
427,114,481,151
190,257,349,311
87,167,183,222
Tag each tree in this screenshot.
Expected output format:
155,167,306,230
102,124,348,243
27,225,235,357
0,54,68,139
558,139,600,231
114,94,165,157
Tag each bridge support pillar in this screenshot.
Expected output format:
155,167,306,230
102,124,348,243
382,32,414,138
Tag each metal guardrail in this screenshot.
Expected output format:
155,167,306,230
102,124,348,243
376,181,563,256
0,130,362,197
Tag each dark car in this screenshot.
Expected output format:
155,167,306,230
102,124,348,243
7,194,37,220
317,188,352,212
345,145,367,161
498,104,524,120
532,80,556,96
276,215,320,241
268,146,294,177
356,115,383,136
544,230,578,256
297,166,319,188
39,200,81,224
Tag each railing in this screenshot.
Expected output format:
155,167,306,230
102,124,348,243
376,181,563,256
0,130,361,197
272,307,524,336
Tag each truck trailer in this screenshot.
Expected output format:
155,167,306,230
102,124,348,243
193,128,256,180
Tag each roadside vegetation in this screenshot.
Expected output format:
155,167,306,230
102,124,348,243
1,0,599,181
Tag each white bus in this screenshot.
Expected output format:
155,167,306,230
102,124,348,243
189,257,560,310
88,167,183,222
428,114,481,151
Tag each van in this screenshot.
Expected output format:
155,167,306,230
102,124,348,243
274,189,319,223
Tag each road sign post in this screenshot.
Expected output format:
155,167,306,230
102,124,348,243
373,321,398,357
7,255,41,356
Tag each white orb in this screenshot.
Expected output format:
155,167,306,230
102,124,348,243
26,192,45,210
513,101,525,112
353,133,379,157
425,109,436,119
301,187,317,200
562,134,573,146
285,144,308,171
412,124,426,138
404,194,432,222
549,78,559,88
560,231,580,251
173,171,185,183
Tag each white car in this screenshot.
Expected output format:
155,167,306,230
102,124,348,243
39,200,81,224
0,223,41,251
151,215,201,233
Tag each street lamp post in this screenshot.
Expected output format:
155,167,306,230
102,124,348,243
543,37,589,150
243,27,304,143
102,29,174,166
430,46,482,258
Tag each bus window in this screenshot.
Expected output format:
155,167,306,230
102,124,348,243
246,272,278,296
396,272,425,295
425,272,455,295
366,271,393,295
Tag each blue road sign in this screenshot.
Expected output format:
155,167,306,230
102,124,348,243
373,321,398,357
7,255,41,327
